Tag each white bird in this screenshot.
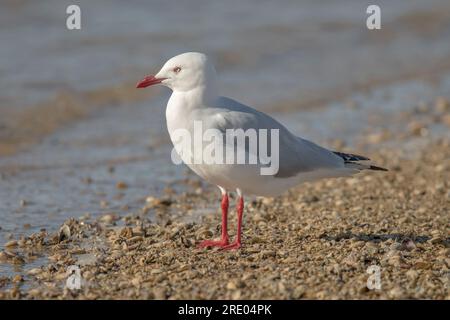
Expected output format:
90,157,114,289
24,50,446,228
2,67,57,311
137,52,387,250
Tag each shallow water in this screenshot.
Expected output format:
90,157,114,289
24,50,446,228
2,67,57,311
1,0,450,277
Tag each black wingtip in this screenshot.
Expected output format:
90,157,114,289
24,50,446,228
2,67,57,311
333,151,370,162
334,151,388,172
369,165,388,172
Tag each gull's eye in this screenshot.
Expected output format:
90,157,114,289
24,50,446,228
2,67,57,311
173,66,181,73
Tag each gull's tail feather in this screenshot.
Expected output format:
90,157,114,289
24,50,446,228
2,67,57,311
344,162,388,171
333,151,388,172
367,165,389,171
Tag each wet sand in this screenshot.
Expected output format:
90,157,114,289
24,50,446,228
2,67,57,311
0,83,156,156
0,97,448,299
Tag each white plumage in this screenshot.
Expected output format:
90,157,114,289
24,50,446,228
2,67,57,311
137,52,386,249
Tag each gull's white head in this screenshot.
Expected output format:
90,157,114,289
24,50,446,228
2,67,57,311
136,52,217,92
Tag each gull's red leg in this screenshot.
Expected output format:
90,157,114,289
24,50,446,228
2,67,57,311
220,193,230,243
222,195,244,250
198,192,230,248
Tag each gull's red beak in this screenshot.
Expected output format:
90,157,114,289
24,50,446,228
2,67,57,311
136,75,166,88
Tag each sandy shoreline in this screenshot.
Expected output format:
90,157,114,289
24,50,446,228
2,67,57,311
2,0,450,300
0,98,449,300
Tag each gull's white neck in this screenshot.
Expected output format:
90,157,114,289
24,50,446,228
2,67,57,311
166,84,219,135
170,83,218,108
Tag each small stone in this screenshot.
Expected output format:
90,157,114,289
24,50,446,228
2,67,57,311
366,132,389,144
292,286,306,299
5,240,18,248
116,181,128,189
27,268,42,276
58,224,71,242
151,269,163,275
414,261,431,269
231,290,241,300
407,121,427,136
226,281,237,290
100,214,118,224
119,226,133,239
241,273,255,281
145,196,157,204
131,277,141,287
127,236,143,243
252,214,265,222
100,200,109,208
12,275,23,283
430,230,441,237
132,226,144,236
415,101,429,113
77,253,97,266
405,270,418,280
399,238,416,251
153,287,167,300
226,280,244,290
196,229,213,239
155,274,168,283
261,250,276,258
250,236,265,244
389,287,404,299
146,196,172,207
388,255,403,267
435,96,450,113
430,237,441,244
82,177,93,184
28,289,41,297
262,197,274,205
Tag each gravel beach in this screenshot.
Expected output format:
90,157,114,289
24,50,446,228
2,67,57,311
0,98,449,300
1,0,450,301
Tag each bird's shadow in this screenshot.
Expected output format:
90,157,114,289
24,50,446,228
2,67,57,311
319,232,432,244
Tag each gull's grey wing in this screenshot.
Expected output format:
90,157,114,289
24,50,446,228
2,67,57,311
276,136,344,178
192,96,344,177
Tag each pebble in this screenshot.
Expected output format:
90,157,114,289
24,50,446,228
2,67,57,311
399,238,416,251
116,181,128,189
435,96,449,113
405,270,418,280
153,287,167,300
27,268,42,276
58,224,71,242
131,277,141,287
5,240,18,248
430,237,441,244
226,281,237,290
151,269,163,275
407,121,427,136
388,287,404,299
146,196,172,207
260,250,276,258
12,275,23,283
127,236,143,243
387,255,403,267
414,261,432,270
100,214,118,224
231,290,242,300
441,114,450,128
366,132,389,144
